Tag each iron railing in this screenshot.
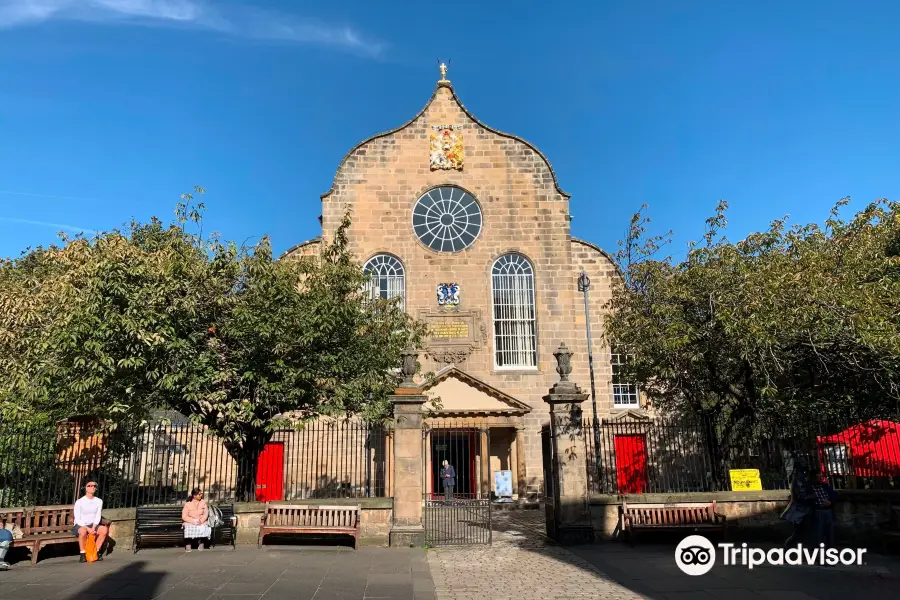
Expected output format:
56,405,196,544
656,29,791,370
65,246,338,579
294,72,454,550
584,413,900,494
0,418,392,509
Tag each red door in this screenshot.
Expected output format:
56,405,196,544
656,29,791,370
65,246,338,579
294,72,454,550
255,442,284,502
615,434,648,494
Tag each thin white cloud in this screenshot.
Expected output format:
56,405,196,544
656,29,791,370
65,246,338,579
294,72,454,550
0,217,97,235
0,189,106,203
0,0,385,57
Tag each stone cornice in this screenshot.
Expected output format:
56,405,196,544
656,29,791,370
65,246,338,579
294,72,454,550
570,237,624,281
279,236,322,260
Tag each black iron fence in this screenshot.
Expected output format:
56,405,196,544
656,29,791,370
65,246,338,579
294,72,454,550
584,414,900,495
0,418,392,509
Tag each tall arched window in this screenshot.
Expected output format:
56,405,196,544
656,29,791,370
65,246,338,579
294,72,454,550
491,253,537,368
363,254,405,310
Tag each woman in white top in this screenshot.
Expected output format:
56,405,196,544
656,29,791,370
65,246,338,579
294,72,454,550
72,481,108,562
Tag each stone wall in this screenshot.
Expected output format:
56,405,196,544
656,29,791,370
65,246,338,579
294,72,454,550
589,490,900,545
284,81,626,496
102,498,393,551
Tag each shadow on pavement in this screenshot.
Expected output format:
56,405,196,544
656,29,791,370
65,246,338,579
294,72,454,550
61,560,166,600
491,509,900,600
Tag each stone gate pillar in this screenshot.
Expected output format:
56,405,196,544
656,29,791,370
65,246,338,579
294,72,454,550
543,342,595,544
389,347,427,547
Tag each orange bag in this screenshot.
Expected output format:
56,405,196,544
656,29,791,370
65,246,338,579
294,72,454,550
84,533,98,563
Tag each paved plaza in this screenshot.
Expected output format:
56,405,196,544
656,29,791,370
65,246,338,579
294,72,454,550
1,511,899,600
429,512,900,600
0,545,434,600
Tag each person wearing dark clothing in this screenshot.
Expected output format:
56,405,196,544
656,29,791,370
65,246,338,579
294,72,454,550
811,471,838,548
781,456,817,548
440,460,456,503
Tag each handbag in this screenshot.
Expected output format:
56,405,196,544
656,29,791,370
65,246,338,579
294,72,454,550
84,533,99,563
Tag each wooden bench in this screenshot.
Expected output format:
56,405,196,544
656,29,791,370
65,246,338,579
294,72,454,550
620,501,727,544
0,505,77,564
133,503,236,553
258,503,360,549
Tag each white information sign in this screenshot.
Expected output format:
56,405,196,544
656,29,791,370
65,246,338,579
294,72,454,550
494,470,513,498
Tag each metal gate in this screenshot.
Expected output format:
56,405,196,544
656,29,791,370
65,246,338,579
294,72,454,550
424,494,491,546
423,419,492,546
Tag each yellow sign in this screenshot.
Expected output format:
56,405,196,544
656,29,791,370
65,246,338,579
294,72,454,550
431,322,469,339
729,469,762,491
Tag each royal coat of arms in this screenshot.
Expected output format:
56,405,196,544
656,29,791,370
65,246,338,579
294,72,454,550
429,125,463,171
436,283,460,307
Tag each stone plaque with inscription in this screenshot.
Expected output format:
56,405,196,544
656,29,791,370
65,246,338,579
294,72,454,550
419,308,488,366
431,321,470,340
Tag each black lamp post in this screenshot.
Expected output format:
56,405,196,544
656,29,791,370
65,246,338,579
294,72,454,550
578,272,602,477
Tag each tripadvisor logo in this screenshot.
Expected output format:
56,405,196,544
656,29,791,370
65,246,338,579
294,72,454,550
675,536,717,575
675,535,867,575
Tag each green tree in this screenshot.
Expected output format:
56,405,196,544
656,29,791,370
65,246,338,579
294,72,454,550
604,198,900,455
0,189,427,498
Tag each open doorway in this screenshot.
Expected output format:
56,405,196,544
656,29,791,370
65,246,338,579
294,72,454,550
430,430,476,497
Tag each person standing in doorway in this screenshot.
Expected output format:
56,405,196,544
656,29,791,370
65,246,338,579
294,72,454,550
182,488,210,552
440,460,456,504
73,481,108,562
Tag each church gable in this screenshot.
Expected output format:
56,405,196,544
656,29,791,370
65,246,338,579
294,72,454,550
421,368,531,416
319,73,568,211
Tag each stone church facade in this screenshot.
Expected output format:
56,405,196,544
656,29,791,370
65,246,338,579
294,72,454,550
284,70,640,498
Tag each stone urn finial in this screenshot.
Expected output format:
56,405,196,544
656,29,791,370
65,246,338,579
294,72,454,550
400,346,418,386
553,342,573,382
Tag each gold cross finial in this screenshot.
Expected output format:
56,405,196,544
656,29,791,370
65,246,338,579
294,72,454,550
437,60,451,86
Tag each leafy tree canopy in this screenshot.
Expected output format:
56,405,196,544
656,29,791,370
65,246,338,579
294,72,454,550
605,198,900,445
0,188,426,493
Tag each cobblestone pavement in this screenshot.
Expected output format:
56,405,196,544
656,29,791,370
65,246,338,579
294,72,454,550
0,545,435,600
427,511,647,600
428,510,900,600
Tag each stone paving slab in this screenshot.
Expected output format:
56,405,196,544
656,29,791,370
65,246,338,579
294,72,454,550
0,546,435,600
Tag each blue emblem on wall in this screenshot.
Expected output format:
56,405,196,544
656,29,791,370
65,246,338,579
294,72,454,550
436,283,460,308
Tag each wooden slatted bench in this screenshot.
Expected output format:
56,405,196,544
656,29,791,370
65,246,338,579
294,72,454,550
134,503,237,553
258,503,360,549
0,505,76,564
620,501,727,544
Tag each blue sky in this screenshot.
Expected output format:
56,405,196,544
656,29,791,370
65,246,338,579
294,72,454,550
1,1,898,261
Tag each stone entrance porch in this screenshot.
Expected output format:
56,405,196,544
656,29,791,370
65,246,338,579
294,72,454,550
417,367,531,501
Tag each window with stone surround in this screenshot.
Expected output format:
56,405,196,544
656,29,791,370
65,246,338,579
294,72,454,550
611,350,639,407
363,254,405,310
491,253,537,369
412,186,482,252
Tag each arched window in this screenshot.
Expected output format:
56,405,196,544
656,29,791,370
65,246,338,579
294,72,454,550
491,253,537,368
363,254,405,310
